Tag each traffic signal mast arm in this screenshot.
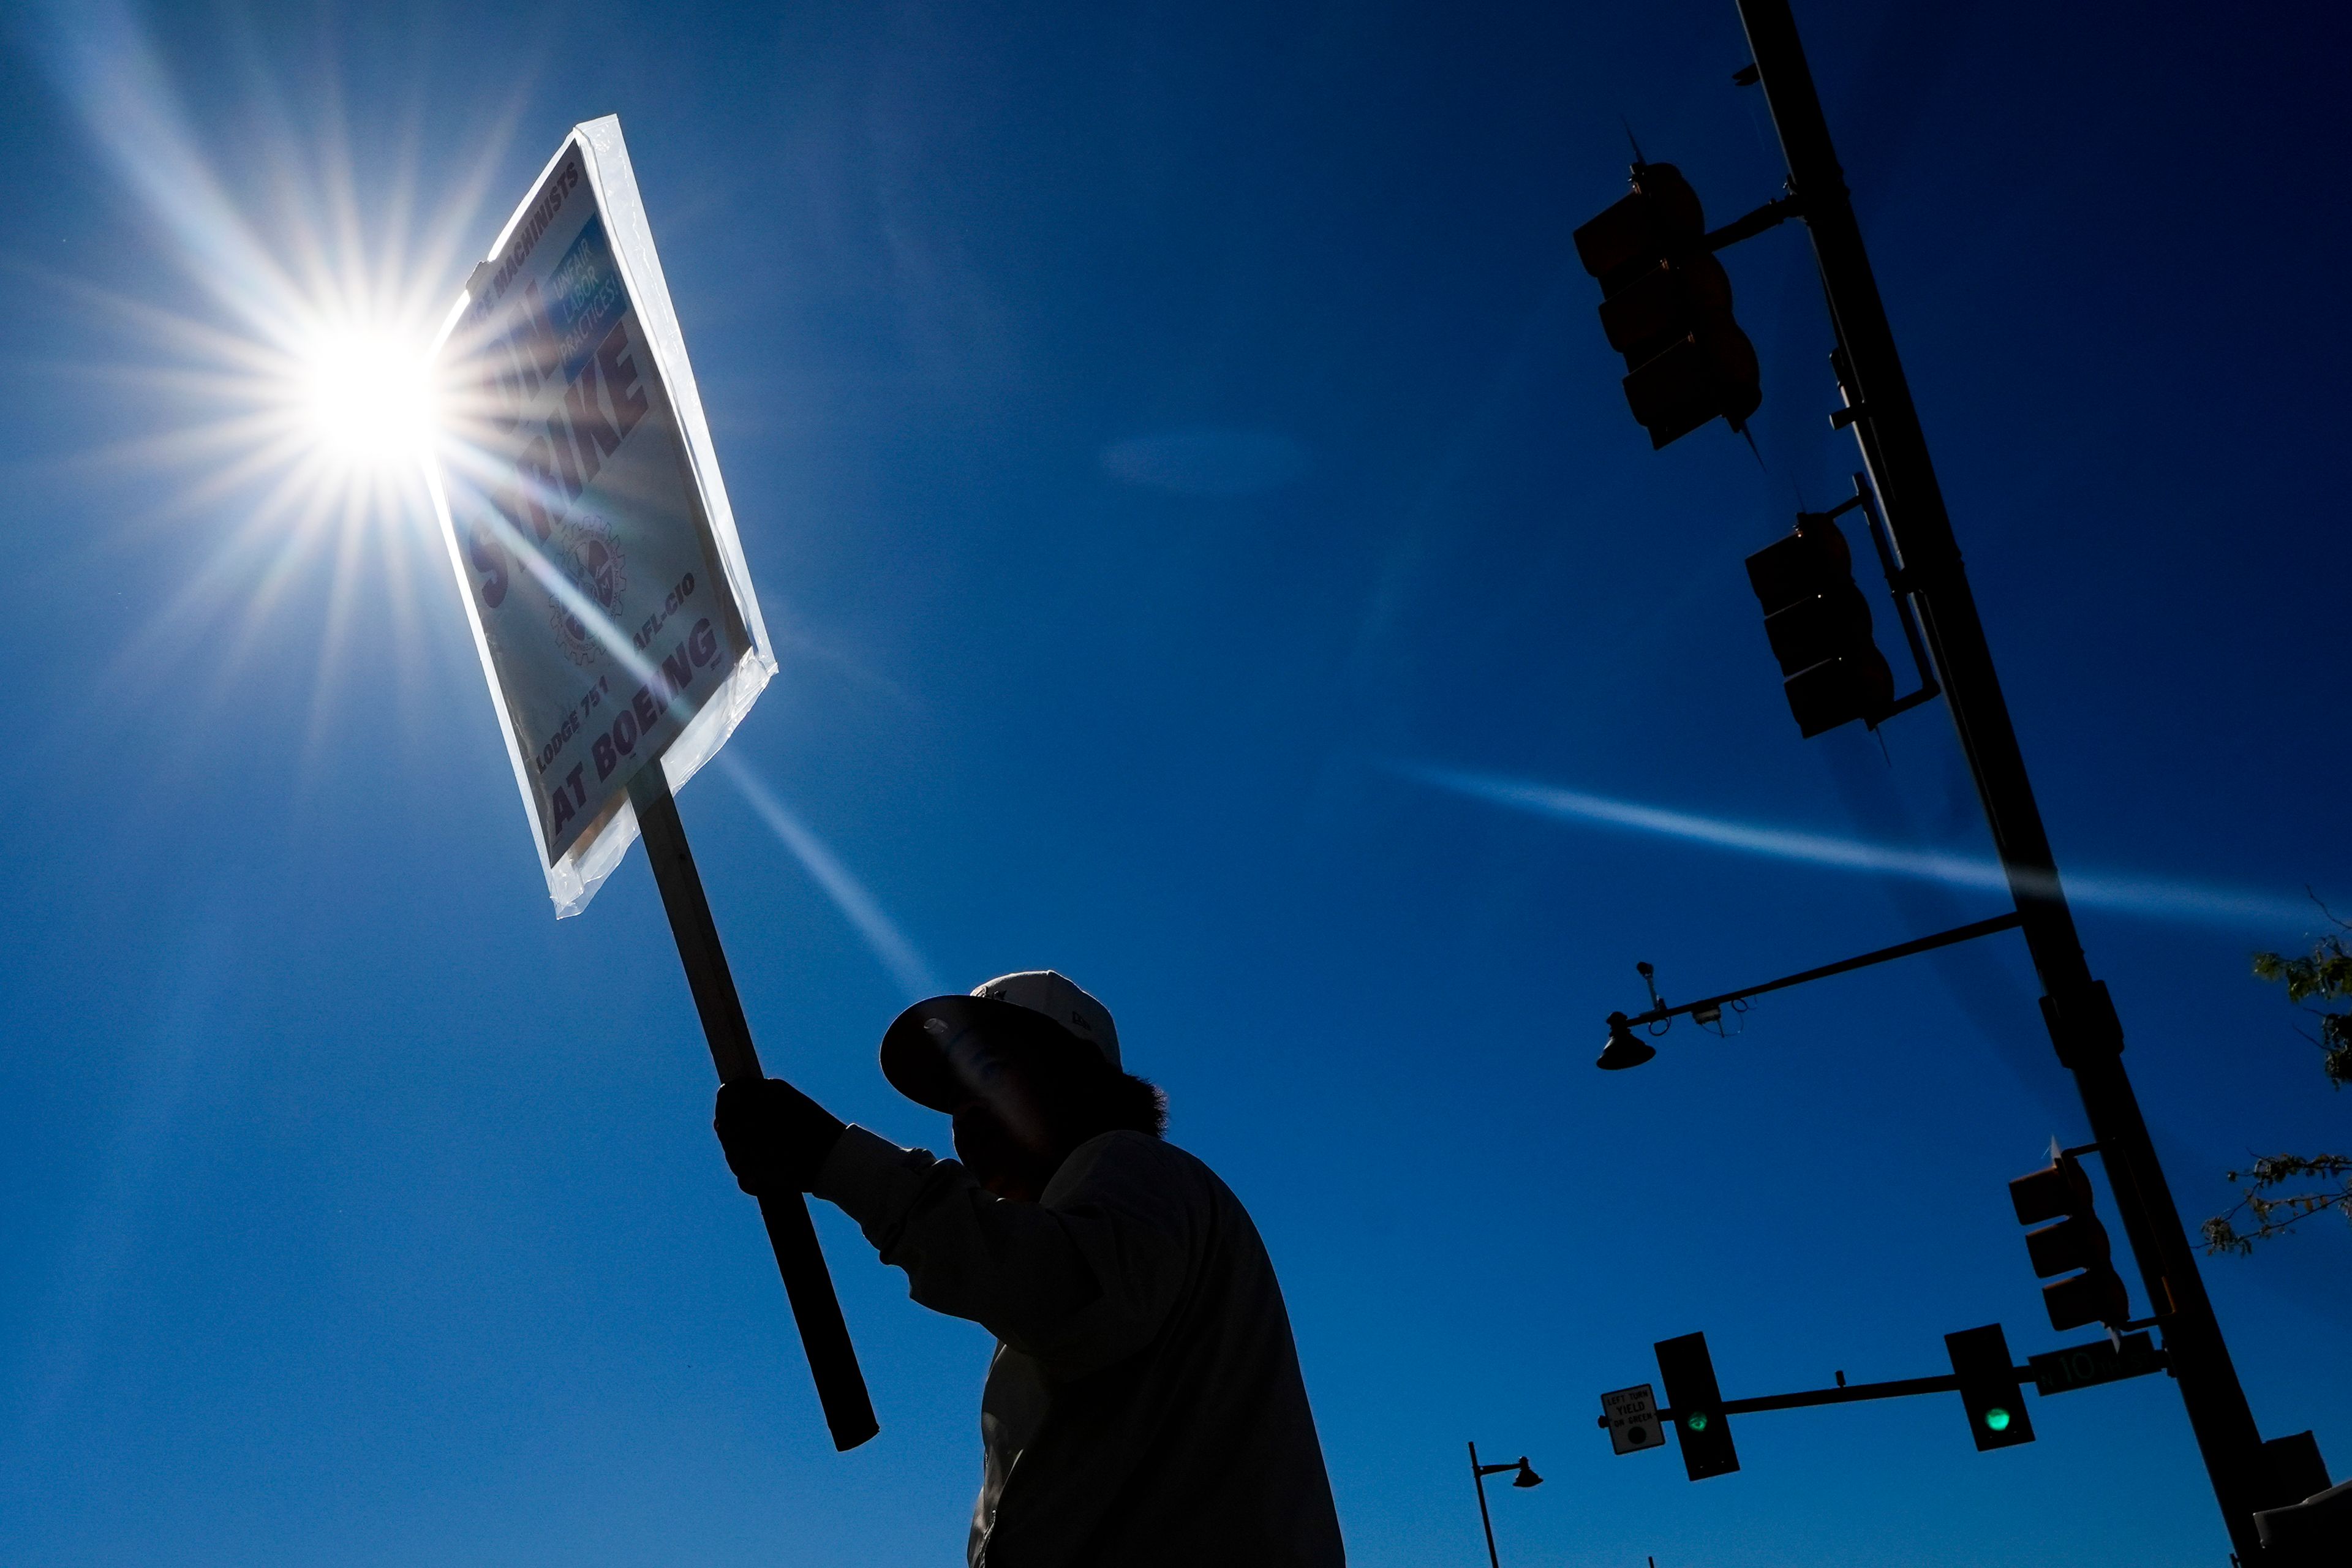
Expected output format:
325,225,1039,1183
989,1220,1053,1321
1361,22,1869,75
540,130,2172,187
1703,192,1804,254
1678,1370,1975,1419
1601,1339,2166,1425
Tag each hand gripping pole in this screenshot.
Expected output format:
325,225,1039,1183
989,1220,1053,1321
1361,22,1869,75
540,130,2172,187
628,763,880,1451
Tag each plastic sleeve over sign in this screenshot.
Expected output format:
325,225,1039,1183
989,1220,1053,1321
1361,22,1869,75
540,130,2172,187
424,115,777,916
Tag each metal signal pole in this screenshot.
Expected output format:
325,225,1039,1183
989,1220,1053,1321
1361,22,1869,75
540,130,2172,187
1730,0,2281,1555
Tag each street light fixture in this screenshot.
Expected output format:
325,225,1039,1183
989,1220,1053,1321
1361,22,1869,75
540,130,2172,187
1468,1441,1543,1568
1597,1012,1657,1071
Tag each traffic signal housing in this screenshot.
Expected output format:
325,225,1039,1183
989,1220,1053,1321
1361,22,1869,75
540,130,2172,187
1574,164,1762,448
1654,1332,1740,1480
2010,1153,2131,1332
1744,513,1896,736
1945,1324,2036,1451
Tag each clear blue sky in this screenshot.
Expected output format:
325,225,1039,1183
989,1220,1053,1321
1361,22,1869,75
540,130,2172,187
3,2,2346,1565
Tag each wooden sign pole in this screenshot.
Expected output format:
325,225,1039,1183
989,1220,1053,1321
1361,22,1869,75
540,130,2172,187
628,763,879,1451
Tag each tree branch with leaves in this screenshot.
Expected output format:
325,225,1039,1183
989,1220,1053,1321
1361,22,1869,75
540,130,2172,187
2203,908,2352,1254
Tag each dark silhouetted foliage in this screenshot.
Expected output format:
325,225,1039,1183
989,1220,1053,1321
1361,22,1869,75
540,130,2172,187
2204,908,2352,1254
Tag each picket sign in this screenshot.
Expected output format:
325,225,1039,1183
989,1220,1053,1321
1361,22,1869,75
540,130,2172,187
426,116,876,1450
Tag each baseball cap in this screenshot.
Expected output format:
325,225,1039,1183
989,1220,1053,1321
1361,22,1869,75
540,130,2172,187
880,971,1122,1112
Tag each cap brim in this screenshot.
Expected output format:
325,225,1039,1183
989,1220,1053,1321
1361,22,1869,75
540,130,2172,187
880,994,1069,1112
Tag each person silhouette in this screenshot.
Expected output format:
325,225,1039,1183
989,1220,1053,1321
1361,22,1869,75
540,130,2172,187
715,970,1345,1567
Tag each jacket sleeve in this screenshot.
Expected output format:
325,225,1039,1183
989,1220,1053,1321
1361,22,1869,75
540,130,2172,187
814,1127,1195,1379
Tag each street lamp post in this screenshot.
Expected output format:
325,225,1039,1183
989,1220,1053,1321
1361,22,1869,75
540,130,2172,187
1596,911,2024,1069
1468,1441,1543,1568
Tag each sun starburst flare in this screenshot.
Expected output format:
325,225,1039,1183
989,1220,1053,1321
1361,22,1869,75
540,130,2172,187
17,0,542,775
295,326,440,466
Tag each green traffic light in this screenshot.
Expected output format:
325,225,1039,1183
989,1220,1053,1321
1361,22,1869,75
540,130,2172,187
1985,1408,2011,1433
1686,1412,1709,1433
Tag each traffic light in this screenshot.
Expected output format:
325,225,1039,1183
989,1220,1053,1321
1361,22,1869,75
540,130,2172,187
1654,1332,1740,1480
1945,1324,2036,1451
1574,164,1762,448
1744,513,1896,736
2010,1153,2132,1332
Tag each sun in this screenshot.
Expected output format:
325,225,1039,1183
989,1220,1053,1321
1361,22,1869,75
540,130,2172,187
297,326,439,466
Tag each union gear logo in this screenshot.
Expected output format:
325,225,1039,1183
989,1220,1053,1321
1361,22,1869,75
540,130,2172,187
549,512,628,667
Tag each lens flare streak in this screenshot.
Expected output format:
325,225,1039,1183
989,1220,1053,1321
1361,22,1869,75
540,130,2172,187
1396,763,2319,932
718,756,941,1001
